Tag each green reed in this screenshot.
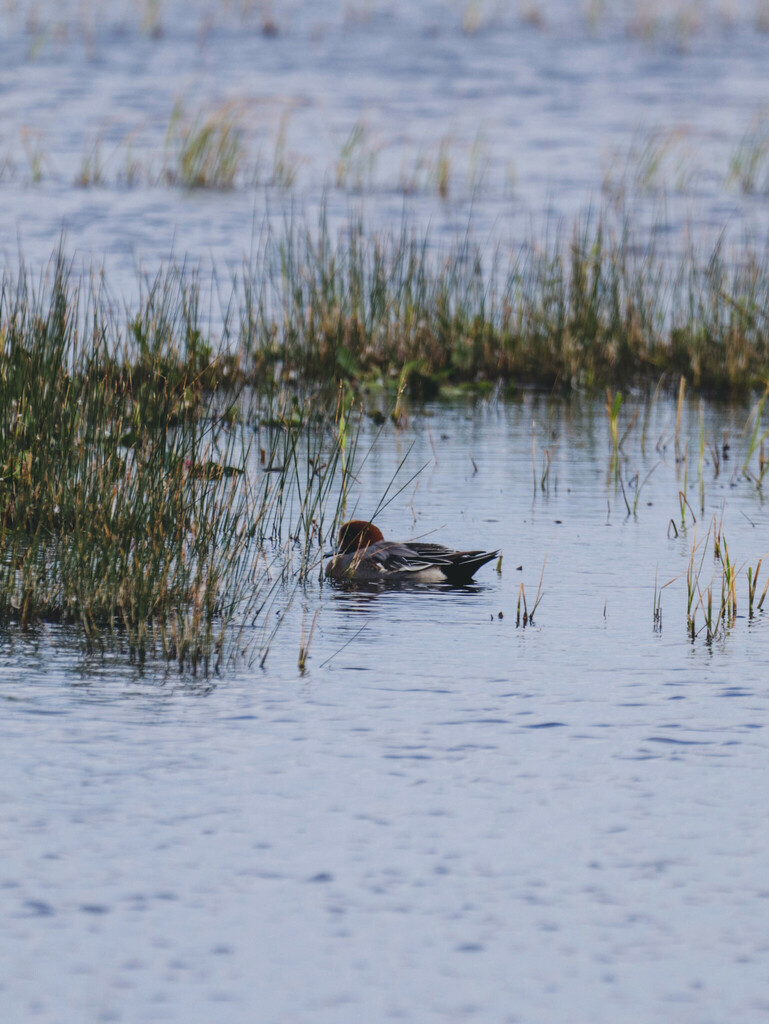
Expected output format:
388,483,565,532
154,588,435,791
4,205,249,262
164,101,244,189
516,552,547,628
678,524,769,644
742,383,769,486
728,117,769,194
0,252,354,669
218,210,769,397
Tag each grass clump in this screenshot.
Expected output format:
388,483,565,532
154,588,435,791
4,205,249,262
164,101,244,189
6,212,769,399
335,122,377,192
230,211,769,397
673,520,769,645
728,116,769,195
0,252,354,670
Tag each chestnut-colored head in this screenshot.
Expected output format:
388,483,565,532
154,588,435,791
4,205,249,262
336,520,384,554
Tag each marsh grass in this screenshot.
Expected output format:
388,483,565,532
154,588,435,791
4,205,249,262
223,211,769,397
19,127,46,183
433,136,452,200
540,441,557,492
6,228,769,668
653,567,666,631
742,383,769,485
728,116,769,194
76,133,105,188
8,182,769,398
164,101,244,189
516,552,546,627
335,122,377,192
0,251,355,670
673,515,769,643
625,463,657,516
605,388,622,476
604,130,694,200
747,558,766,617
297,606,319,672
271,109,299,188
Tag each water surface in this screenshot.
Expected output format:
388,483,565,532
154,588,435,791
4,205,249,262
3,4,769,1019
3,395,769,1022
2,0,769,283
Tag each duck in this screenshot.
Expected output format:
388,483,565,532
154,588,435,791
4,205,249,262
325,519,499,584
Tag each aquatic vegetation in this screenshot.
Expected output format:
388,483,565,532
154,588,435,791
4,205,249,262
746,558,768,617
685,527,710,637
623,462,658,516
4,208,769,423
227,211,769,396
76,133,105,187
516,552,546,627
6,210,769,401
604,129,696,202
605,389,623,472
164,101,244,189
297,606,319,673
433,136,452,200
741,383,769,484
19,127,46,183
271,109,300,189
667,511,769,644
0,253,355,669
5,215,769,666
8,0,769,51
649,395,769,643
335,122,377,192
652,568,666,631
539,439,557,493
728,117,769,194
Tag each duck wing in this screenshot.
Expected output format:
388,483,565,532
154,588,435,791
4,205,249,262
368,541,447,575
377,541,499,583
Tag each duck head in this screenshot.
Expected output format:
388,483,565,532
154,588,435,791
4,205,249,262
336,520,384,553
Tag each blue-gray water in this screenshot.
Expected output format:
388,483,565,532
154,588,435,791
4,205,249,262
3,394,769,1022
4,3,769,1021
2,0,769,284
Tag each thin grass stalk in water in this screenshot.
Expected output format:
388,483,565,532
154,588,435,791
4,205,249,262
298,607,319,672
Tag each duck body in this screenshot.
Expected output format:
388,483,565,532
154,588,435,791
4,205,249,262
325,520,498,585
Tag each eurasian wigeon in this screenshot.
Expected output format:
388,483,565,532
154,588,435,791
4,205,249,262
325,520,499,584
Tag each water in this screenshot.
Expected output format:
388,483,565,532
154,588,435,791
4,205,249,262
4,4,769,1020
3,393,769,1022
2,0,769,284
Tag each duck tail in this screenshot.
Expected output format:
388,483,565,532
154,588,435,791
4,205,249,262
443,550,499,585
